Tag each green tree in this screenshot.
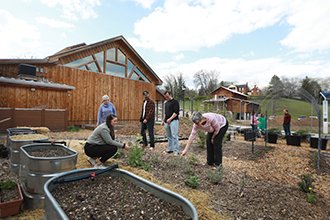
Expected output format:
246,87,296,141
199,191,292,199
266,75,284,98
301,76,321,100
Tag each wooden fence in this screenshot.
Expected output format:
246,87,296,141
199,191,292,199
0,108,67,132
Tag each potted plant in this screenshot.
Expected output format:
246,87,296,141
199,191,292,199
0,179,23,218
294,130,310,142
265,128,280,144
286,134,301,146
310,137,328,150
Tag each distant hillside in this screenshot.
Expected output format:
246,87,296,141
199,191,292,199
251,97,329,119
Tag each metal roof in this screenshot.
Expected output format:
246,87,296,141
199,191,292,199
0,76,75,90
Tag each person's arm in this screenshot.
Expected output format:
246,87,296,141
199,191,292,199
182,125,198,156
111,103,117,116
166,112,178,124
166,100,179,123
100,128,124,148
97,105,102,125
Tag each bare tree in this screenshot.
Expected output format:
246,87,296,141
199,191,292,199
193,70,220,96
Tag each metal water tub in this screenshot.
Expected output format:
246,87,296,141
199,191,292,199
20,143,78,195
44,165,198,220
7,135,48,173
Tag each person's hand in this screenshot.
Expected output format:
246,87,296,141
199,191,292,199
161,121,165,126
181,148,188,156
122,143,128,150
166,118,171,124
143,119,147,123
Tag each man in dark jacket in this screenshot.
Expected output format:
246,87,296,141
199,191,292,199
140,91,155,150
283,109,291,136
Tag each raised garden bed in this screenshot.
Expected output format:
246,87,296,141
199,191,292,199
45,167,197,220
0,180,23,218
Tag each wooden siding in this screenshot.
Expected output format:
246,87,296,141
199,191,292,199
44,65,156,124
0,84,69,109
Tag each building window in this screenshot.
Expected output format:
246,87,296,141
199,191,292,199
64,56,94,68
117,48,126,64
64,47,151,83
106,48,116,62
106,63,125,78
94,51,104,72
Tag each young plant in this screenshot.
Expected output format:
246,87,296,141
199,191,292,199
127,144,149,171
298,174,314,193
188,154,199,165
184,175,199,189
306,191,316,204
67,125,80,132
0,180,16,190
207,166,224,185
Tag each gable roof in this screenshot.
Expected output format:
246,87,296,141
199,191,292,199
47,35,162,85
0,35,162,85
211,86,249,98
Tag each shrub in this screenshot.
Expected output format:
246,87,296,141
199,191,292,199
185,175,199,189
187,154,199,165
306,191,316,204
298,174,314,193
67,125,80,132
207,166,224,185
127,144,149,171
0,179,16,190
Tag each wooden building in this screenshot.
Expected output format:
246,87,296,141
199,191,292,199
0,36,163,129
205,86,260,120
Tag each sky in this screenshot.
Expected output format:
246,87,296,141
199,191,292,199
1,0,330,89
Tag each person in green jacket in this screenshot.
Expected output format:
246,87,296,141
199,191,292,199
258,113,266,135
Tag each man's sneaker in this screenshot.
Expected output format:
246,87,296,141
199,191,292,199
163,150,173,154
87,157,96,166
94,164,107,169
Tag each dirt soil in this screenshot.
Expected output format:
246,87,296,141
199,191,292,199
52,174,191,220
1,118,330,220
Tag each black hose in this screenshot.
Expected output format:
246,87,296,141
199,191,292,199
33,140,67,146
53,164,119,184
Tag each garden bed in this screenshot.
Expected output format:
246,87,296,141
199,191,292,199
51,174,191,220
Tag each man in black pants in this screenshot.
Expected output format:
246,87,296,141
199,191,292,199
140,90,155,150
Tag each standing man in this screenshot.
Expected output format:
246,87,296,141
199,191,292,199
283,109,291,136
162,91,180,155
140,90,155,150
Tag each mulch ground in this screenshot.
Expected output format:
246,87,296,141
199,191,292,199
1,119,329,219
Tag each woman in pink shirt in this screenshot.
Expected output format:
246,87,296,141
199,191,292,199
182,112,228,168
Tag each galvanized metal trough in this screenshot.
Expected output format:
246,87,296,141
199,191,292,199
44,165,198,220
20,143,77,209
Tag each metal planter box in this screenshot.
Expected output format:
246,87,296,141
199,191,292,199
19,143,77,209
44,167,198,220
20,143,77,194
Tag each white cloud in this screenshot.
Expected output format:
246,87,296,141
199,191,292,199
280,0,330,52
0,9,41,58
133,0,289,53
36,16,74,28
131,0,156,9
40,0,101,21
174,53,185,61
133,0,330,54
153,56,330,89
